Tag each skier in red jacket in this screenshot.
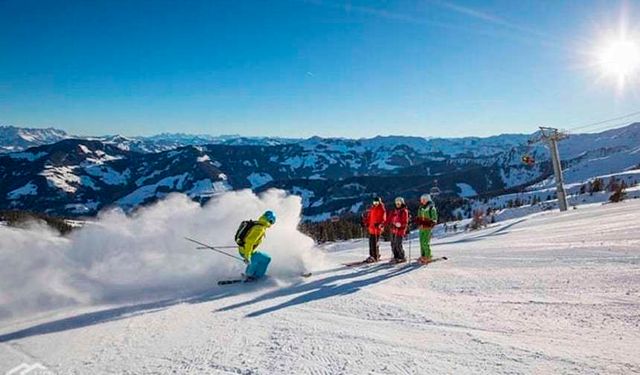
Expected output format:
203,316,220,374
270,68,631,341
364,196,386,263
387,197,409,263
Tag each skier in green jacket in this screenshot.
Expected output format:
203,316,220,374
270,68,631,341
415,194,438,264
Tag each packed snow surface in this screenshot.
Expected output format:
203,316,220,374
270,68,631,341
1,199,639,374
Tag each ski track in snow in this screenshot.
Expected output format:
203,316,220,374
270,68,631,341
2,201,640,374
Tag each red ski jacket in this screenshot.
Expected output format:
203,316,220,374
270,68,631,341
387,206,409,236
365,204,386,236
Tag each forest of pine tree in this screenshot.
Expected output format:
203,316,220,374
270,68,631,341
300,196,464,242
0,210,75,235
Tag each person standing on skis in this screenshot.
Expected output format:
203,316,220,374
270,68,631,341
236,210,276,280
415,194,438,264
364,196,386,263
387,197,409,263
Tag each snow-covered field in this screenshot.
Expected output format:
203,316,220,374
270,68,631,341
1,200,639,374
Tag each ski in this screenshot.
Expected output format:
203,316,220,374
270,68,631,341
388,258,408,265
416,256,448,265
342,259,384,267
217,279,246,285
343,258,391,267
343,260,368,267
218,272,311,285
343,256,447,268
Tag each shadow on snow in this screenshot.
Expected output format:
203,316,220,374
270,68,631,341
0,288,235,343
0,262,423,342
218,262,422,318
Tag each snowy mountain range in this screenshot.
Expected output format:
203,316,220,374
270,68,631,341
1,123,639,220
0,125,296,153
0,126,69,153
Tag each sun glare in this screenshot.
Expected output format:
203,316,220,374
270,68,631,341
598,39,640,78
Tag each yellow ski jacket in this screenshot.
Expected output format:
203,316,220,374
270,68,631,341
238,216,272,261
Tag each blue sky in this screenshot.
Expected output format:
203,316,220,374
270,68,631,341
1,0,639,138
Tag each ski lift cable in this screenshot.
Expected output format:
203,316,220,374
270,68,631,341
566,109,640,132
571,118,640,134
387,152,547,198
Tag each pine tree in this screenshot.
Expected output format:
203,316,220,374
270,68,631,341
0,210,74,235
609,181,627,203
590,178,603,193
469,209,485,230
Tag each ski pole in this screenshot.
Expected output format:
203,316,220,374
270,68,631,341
195,245,237,249
361,226,365,257
184,237,245,262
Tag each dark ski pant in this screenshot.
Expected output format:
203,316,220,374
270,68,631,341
391,233,406,260
369,234,381,260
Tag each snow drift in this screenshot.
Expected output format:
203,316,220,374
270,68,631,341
0,189,320,321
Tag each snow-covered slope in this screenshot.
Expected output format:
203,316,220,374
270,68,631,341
0,140,232,216
1,198,638,374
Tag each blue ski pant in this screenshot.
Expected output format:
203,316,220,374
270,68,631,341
245,251,271,278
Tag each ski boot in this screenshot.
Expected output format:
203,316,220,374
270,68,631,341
244,275,258,283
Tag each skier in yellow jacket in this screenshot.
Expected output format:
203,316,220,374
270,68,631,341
236,210,276,280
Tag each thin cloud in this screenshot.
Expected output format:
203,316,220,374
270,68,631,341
299,0,561,48
301,0,458,29
431,0,505,24
427,0,556,43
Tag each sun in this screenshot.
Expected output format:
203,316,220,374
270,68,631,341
597,39,640,78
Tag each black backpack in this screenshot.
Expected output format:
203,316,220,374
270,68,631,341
235,220,258,246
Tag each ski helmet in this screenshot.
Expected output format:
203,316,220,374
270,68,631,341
395,197,405,205
420,194,431,202
372,196,382,203
263,210,276,224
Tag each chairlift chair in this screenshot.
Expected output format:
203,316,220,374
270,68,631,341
521,155,535,166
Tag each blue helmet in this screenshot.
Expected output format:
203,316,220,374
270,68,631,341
263,210,276,224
